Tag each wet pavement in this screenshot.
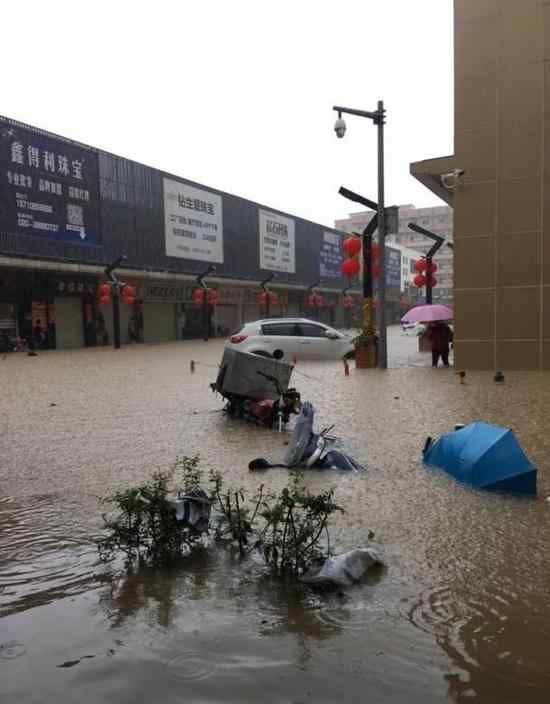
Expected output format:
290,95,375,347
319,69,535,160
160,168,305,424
1,326,550,703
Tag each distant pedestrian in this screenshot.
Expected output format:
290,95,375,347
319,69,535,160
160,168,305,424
428,321,453,368
33,319,44,349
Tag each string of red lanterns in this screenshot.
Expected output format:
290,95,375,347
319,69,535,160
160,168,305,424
97,282,136,306
306,293,325,308
192,287,220,306
413,259,438,288
257,290,279,306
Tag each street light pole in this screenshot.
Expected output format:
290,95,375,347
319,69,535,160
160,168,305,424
104,254,127,350
333,101,388,369
196,264,216,341
375,100,387,369
407,223,444,306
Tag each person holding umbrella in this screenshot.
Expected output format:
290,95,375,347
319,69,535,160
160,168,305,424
427,321,453,367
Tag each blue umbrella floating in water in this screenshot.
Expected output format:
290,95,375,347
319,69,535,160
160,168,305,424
423,421,537,495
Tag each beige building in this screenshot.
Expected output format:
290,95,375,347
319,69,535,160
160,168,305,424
412,0,550,370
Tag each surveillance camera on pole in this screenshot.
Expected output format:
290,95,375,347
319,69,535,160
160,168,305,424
334,115,347,139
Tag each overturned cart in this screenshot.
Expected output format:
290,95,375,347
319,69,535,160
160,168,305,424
211,348,301,429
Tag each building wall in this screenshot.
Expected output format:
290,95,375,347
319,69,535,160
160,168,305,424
0,115,356,347
0,115,351,290
452,0,548,370
335,204,454,304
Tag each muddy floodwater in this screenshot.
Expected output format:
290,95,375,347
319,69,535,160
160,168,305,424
1,326,550,703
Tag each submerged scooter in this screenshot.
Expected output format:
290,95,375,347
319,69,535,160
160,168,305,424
211,348,301,430
249,402,363,471
222,371,301,430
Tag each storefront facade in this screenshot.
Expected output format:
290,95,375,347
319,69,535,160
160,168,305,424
0,114,356,350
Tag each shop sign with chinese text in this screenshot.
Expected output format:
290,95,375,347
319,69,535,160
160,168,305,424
0,123,101,243
163,178,223,263
259,209,295,273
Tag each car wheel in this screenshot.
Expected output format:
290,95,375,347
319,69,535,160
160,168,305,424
251,350,272,358
273,349,284,360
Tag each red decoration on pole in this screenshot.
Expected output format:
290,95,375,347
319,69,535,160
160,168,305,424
257,291,269,305
414,259,427,273
343,237,362,257
372,264,380,279
207,289,219,306
98,282,111,297
341,258,360,277
343,295,354,309
414,274,427,287
371,243,380,259
429,275,437,287
313,294,324,307
426,261,438,274
98,294,111,306
269,292,279,305
192,288,205,304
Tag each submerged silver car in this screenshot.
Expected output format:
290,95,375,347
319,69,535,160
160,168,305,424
226,318,354,361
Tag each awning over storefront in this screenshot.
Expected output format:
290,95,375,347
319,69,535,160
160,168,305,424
409,155,456,206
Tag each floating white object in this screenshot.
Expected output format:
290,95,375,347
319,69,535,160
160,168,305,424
301,546,384,587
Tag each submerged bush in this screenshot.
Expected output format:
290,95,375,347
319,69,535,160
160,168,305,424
99,457,343,577
98,456,207,565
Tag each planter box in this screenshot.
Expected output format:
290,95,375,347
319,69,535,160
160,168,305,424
355,344,377,369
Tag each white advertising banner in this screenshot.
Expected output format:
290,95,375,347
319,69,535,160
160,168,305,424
259,209,295,273
164,178,223,263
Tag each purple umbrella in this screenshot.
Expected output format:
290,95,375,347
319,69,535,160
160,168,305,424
401,304,453,323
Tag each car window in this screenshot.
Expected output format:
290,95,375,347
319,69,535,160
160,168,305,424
261,323,298,336
297,323,327,337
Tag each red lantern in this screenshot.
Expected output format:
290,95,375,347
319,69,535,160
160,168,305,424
269,292,279,305
414,274,426,287
98,294,111,306
341,258,360,277
426,261,438,274
208,289,219,306
306,294,316,308
372,264,380,279
414,259,427,273
192,288,205,304
123,285,136,299
343,295,354,309
313,294,324,307
257,291,269,305
98,282,111,297
429,275,438,287
371,243,380,259
343,237,362,257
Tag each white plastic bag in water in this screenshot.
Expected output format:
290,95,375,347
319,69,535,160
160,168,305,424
300,547,384,587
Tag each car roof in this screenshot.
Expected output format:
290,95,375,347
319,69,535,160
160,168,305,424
247,318,328,325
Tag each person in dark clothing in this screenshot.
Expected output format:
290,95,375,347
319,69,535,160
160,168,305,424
33,319,44,349
428,321,453,367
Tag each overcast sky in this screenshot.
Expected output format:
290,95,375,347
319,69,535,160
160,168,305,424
2,0,453,228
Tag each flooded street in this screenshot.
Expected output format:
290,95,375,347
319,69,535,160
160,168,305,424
2,326,550,703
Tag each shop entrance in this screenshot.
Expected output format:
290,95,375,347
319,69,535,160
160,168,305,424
143,302,177,343
54,297,84,349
